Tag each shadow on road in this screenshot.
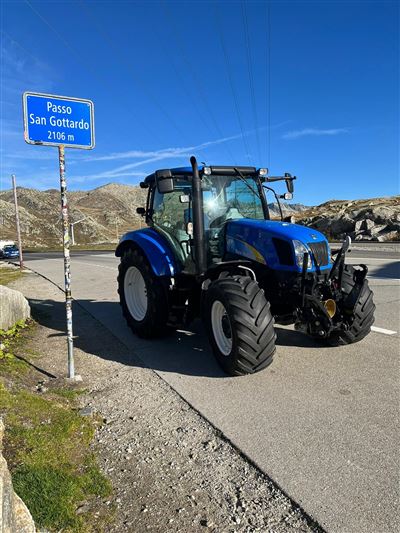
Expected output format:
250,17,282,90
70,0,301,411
29,297,325,379
368,260,400,279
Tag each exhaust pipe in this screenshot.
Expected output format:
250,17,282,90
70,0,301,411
190,156,207,276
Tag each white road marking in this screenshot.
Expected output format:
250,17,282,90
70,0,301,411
371,326,397,336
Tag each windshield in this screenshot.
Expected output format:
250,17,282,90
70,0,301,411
202,175,265,227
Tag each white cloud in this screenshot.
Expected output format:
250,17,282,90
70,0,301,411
282,128,348,140
87,133,244,163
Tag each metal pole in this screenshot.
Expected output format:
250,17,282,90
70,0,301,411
11,174,24,269
58,146,75,379
70,223,75,246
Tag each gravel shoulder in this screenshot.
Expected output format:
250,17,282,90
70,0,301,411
12,268,323,532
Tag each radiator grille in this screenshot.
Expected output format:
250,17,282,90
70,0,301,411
308,241,329,267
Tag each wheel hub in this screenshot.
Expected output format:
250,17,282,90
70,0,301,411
211,300,233,356
124,266,148,321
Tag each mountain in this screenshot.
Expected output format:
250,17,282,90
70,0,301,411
0,184,398,247
0,183,146,248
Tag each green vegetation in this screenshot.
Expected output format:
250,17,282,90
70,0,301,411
0,266,24,286
0,321,30,375
0,321,112,532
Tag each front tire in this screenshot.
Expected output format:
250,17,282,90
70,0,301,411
327,264,375,345
118,248,170,338
204,275,276,376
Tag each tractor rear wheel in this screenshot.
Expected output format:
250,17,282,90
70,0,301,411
118,248,170,338
204,274,276,376
326,264,375,346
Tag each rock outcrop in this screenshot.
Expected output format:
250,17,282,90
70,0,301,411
297,196,400,242
0,419,36,532
0,286,30,331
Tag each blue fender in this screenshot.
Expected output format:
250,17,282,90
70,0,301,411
115,228,179,277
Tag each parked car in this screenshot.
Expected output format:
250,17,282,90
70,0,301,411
0,245,20,259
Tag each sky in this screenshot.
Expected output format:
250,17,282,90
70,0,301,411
1,0,399,205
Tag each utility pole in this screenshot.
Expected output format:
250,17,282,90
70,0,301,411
11,174,24,269
70,217,86,246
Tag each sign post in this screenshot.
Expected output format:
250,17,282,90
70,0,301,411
23,92,95,379
11,174,24,270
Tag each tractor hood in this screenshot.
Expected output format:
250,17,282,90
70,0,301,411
225,219,331,272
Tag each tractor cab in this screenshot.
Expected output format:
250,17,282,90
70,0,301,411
139,164,294,272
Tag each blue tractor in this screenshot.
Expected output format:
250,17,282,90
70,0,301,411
116,157,375,376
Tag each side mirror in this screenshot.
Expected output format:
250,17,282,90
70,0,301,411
285,179,294,194
136,207,145,216
155,169,174,194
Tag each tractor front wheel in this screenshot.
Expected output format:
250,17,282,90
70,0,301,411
204,275,276,376
326,264,375,346
118,248,170,338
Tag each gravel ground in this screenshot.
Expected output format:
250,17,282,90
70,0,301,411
11,268,323,533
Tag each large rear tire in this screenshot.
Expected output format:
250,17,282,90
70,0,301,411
327,264,375,345
118,248,170,338
204,275,276,376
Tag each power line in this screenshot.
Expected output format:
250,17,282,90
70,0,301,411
160,0,238,164
266,0,272,169
242,1,262,164
214,2,252,165
78,0,191,146
23,0,164,151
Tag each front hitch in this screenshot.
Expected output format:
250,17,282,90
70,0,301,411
295,236,369,339
329,235,352,284
329,235,368,312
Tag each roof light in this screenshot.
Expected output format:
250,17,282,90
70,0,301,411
258,168,268,177
203,166,211,176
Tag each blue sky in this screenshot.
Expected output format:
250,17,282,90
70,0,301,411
1,0,398,205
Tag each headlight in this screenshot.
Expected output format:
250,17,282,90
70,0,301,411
258,168,268,177
203,166,211,176
293,240,312,269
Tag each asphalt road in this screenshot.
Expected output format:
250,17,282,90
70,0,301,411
20,246,399,532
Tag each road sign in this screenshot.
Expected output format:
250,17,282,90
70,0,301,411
23,92,95,149
22,90,95,380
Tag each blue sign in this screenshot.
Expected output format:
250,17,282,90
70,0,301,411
23,92,95,149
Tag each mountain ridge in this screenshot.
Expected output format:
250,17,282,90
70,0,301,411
0,184,398,247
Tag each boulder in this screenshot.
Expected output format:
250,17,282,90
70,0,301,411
354,233,375,241
368,205,397,224
0,419,36,532
369,224,389,236
377,230,400,242
329,216,355,235
0,286,30,331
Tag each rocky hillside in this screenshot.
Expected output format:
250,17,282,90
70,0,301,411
296,196,400,242
0,183,398,247
0,184,146,248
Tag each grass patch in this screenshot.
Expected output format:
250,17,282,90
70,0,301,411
0,266,24,286
0,383,111,532
0,323,112,531
51,387,87,400
0,320,31,376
